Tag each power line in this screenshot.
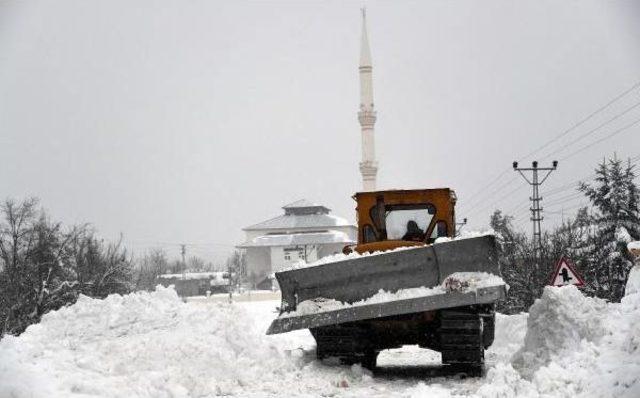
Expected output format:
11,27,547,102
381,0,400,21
458,169,511,211
459,80,640,215
559,117,640,161
503,199,532,217
464,182,527,220
540,99,640,161
545,201,589,214
544,192,584,208
540,155,640,220
460,175,519,213
542,154,640,198
519,80,640,162
468,152,640,225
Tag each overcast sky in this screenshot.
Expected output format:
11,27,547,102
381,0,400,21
1,0,639,262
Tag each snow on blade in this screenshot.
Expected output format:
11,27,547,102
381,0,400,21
279,272,505,318
281,244,423,271
284,230,496,271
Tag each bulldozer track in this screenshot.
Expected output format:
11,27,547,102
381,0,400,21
311,325,378,370
439,308,485,370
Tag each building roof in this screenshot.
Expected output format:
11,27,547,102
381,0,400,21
157,272,229,285
282,199,327,210
243,199,352,231
282,199,330,215
243,213,353,231
238,230,354,248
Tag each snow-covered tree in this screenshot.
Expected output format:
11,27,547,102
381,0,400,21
0,198,133,336
0,199,82,334
226,250,246,287
134,248,169,291
492,206,594,312
72,234,133,298
579,156,640,301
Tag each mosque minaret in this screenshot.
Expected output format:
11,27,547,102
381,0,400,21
358,8,378,192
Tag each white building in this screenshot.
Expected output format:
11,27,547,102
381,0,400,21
238,200,356,289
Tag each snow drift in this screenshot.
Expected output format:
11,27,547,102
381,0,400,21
1,278,639,397
0,287,382,398
495,283,640,398
0,287,300,397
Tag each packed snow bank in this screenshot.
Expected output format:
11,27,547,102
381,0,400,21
0,287,392,398
512,286,607,378
505,285,640,398
487,312,529,363
0,287,302,397
627,264,640,296
627,241,640,296
280,272,505,318
2,283,637,398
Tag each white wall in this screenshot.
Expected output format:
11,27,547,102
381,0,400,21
318,243,349,258
244,247,270,287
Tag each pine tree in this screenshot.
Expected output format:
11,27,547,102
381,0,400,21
579,156,640,301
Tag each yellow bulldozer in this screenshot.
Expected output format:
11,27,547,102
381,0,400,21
267,188,506,373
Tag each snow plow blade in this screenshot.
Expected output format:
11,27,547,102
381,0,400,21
267,235,504,335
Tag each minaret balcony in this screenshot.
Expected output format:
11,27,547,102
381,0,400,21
358,110,377,126
359,160,378,176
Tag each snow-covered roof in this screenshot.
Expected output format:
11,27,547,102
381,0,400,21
243,199,353,231
238,230,354,248
244,213,353,231
282,199,327,210
158,272,228,281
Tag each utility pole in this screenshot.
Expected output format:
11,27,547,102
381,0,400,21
227,258,233,303
513,160,558,256
180,244,186,275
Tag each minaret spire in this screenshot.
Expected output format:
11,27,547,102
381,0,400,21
358,7,378,191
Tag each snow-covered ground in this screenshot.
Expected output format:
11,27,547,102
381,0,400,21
1,278,639,397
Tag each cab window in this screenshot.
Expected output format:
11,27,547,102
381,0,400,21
385,204,435,241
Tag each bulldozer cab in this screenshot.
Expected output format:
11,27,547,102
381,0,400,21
352,188,457,252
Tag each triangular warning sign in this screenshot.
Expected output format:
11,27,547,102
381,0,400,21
549,256,585,287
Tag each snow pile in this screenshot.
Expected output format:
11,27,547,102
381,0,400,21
628,241,640,295
627,264,640,296
486,312,529,363
2,279,638,397
0,286,302,397
511,286,607,378
487,285,640,398
281,272,505,318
